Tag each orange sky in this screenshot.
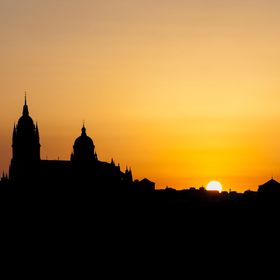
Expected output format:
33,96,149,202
1,0,280,192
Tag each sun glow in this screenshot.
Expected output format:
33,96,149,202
206,181,223,193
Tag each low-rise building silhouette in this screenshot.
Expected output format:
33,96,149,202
257,178,280,203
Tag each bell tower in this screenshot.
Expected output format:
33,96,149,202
12,95,41,161
9,96,41,183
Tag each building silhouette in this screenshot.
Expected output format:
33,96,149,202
71,123,97,162
257,177,280,204
9,97,134,192
12,96,40,161
5,96,280,202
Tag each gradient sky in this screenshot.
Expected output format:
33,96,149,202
1,0,280,192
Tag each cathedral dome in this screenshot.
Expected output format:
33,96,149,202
72,125,96,161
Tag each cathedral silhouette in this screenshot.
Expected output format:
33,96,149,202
8,97,140,192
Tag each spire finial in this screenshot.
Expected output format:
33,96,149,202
81,121,86,135
22,92,29,116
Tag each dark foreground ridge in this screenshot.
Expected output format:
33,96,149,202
0,180,279,274
1,179,280,231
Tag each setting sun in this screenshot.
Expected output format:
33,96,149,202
206,181,223,193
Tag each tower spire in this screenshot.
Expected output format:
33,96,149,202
22,92,29,116
81,121,86,136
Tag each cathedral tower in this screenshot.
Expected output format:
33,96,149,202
12,96,41,161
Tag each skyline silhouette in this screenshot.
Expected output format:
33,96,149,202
1,95,280,193
2,2,280,272
2,1,280,192
2,96,280,193
1,99,279,249
1,96,280,199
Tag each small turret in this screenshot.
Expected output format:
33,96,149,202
35,122,40,142
124,166,133,182
12,123,16,142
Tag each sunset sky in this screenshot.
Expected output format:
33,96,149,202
1,0,280,192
